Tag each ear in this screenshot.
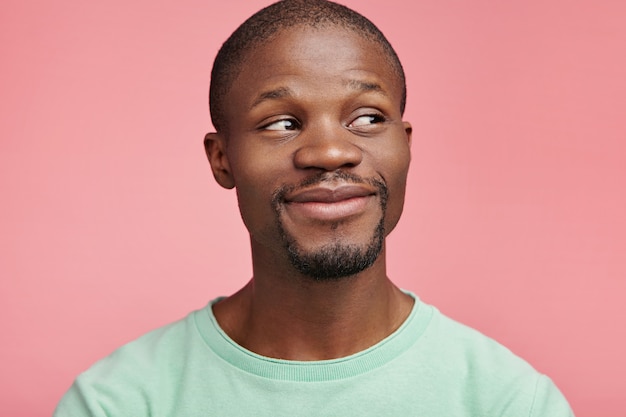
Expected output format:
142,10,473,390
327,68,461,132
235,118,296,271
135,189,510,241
204,132,235,189
403,121,413,148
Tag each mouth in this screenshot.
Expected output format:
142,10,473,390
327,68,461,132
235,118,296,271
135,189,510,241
283,184,378,222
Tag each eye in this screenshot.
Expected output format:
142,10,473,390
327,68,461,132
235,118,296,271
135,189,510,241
262,118,301,131
349,113,386,128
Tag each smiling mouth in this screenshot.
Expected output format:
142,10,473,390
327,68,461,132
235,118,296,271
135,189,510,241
284,184,377,222
271,171,388,224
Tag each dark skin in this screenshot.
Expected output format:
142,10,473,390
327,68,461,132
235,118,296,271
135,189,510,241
204,25,414,361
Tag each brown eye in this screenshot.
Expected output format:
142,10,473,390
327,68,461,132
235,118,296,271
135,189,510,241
263,118,300,131
349,114,385,127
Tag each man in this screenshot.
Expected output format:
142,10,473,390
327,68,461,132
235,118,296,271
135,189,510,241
55,1,574,415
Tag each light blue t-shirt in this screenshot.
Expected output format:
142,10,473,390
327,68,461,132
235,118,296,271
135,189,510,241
54,294,574,416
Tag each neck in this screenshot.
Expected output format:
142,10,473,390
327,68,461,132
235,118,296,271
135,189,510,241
213,245,414,361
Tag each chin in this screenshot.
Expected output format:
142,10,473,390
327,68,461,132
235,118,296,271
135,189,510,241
284,218,385,281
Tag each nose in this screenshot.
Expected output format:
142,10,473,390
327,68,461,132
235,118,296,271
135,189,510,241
293,122,363,171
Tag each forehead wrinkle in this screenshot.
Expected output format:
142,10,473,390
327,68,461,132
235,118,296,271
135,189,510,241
247,78,389,112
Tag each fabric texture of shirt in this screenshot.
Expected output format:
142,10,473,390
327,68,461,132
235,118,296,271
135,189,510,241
54,293,574,416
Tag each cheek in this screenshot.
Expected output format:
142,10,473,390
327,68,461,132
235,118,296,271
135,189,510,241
378,142,411,233
385,173,408,232
227,145,286,233
232,175,273,234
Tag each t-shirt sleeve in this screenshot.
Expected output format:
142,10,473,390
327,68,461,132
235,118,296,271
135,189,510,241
529,374,575,417
53,380,102,417
53,370,149,417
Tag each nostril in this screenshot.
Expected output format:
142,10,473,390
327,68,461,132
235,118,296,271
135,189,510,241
293,140,363,171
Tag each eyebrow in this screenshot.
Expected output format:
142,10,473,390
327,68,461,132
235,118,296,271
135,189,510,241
251,87,293,109
346,79,386,95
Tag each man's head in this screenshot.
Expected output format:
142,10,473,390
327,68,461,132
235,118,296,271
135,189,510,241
205,0,412,280
209,0,407,135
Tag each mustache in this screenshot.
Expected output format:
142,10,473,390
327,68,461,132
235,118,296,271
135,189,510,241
271,170,388,211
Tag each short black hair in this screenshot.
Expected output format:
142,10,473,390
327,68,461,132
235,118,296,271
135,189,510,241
209,0,406,133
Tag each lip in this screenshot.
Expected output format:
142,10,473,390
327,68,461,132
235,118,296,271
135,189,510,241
284,184,377,221
286,184,375,203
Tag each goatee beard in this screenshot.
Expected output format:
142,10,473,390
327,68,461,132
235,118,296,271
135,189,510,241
272,171,388,281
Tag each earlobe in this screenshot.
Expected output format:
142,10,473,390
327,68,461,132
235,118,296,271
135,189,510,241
204,132,235,189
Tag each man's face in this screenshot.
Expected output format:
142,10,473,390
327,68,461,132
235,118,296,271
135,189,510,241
208,25,411,279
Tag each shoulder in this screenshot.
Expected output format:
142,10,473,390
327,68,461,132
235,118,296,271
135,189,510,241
54,305,211,416
423,305,533,374
405,301,574,416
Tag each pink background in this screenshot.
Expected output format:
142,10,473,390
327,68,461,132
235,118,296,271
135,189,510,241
1,0,625,415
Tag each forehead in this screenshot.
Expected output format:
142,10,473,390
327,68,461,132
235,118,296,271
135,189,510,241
223,25,403,118
245,24,393,75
